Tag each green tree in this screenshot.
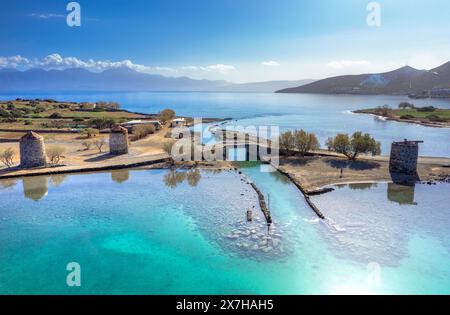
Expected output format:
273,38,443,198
49,112,62,119
0,108,10,118
279,131,295,156
376,104,390,116
88,118,115,130
293,129,320,157
399,102,414,109
159,109,176,122
326,131,381,160
6,102,15,110
132,124,155,140
82,128,99,138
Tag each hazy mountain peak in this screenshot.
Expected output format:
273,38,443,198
276,61,450,95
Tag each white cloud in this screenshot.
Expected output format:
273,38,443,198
182,64,236,74
181,65,199,70
0,55,30,68
0,54,240,78
0,53,179,76
204,64,236,74
327,60,371,69
261,61,280,66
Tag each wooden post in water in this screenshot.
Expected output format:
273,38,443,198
267,193,272,234
222,131,227,161
245,133,250,161
246,208,253,221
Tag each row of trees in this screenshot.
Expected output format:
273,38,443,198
398,102,437,112
95,101,120,110
279,130,381,160
130,124,156,141
279,129,320,157
81,139,107,152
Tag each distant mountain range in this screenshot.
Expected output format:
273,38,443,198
216,79,315,92
0,67,313,93
277,61,450,96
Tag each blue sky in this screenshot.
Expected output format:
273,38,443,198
1,0,449,82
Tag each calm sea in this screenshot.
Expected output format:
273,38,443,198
1,92,449,157
1,167,449,294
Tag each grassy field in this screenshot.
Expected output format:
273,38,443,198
392,108,450,119
35,109,144,119
0,99,148,133
354,106,450,126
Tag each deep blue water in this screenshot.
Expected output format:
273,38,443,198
1,92,449,156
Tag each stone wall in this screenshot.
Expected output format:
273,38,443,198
389,141,419,174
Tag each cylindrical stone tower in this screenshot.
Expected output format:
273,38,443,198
389,139,422,175
19,131,47,168
109,125,129,155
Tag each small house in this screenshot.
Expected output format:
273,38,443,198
172,118,186,128
121,120,162,132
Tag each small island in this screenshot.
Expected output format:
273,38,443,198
353,102,450,128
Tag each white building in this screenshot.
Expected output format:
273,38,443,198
121,120,162,131
172,118,186,127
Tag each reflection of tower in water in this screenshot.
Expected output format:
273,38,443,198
387,183,417,205
111,170,130,184
23,177,49,201
49,174,67,187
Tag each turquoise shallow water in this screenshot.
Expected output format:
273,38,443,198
1,92,450,156
0,167,449,294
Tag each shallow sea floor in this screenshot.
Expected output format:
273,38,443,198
0,167,449,294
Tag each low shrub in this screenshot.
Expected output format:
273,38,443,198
417,106,436,112
426,114,447,123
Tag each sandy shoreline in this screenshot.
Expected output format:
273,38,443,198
276,154,450,194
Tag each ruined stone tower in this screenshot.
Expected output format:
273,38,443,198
389,139,423,174
19,131,47,168
109,125,129,155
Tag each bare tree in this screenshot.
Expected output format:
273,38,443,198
0,147,15,168
82,141,93,150
47,146,66,165
94,138,107,153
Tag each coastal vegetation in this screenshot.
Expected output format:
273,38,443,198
82,128,99,138
279,129,320,157
354,103,450,127
158,109,176,122
0,99,146,133
130,124,155,141
325,132,381,160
